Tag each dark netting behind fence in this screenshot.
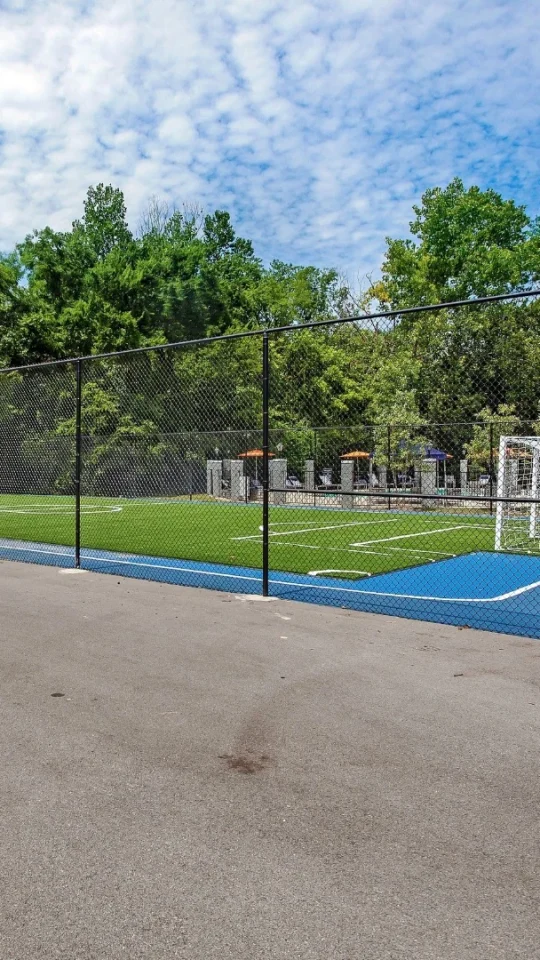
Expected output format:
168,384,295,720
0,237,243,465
0,363,77,564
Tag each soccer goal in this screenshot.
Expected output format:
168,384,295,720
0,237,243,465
495,436,540,552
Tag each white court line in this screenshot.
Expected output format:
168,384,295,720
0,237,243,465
351,525,472,547
0,542,539,604
308,569,372,577
79,556,540,604
269,576,540,604
232,518,403,541
0,543,261,583
0,544,72,558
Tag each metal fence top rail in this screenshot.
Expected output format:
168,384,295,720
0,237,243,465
269,487,540,505
1,287,539,375
20,417,538,439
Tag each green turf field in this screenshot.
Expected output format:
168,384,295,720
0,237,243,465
0,494,501,578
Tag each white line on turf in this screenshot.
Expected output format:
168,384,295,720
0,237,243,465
0,506,122,516
231,518,403,541
351,525,471,547
273,541,452,559
238,538,456,559
266,519,403,529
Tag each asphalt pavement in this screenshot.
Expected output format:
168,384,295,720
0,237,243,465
1,559,539,959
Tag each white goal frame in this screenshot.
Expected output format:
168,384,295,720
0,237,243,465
495,436,540,551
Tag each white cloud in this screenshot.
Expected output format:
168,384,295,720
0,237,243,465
0,0,538,280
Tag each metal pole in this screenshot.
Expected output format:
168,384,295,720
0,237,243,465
245,428,249,503
489,423,494,515
262,332,270,597
387,424,392,510
313,429,317,506
74,359,82,569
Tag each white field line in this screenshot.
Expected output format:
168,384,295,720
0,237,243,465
308,569,372,577
232,518,403,542
0,506,122,516
0,541,539,604
265,519,403,528
0,500,120,507
235,531,456,558
268,540,455,559
234,519,493,545
351,525,475,547
0,503,70,510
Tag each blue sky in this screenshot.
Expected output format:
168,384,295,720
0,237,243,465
0,0,539,280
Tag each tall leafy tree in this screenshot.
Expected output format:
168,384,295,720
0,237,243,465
75,183,132,260
376,178,538,307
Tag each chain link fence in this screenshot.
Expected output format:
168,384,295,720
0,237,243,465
1,290,540,636
0,362,77,565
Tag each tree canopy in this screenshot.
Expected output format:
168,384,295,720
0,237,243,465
373,178,539,307
4,185,346,366
1,179,539,486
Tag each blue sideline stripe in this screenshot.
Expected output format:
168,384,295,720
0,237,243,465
0,538,539,639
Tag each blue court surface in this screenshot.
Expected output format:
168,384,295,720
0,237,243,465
1,538,539,639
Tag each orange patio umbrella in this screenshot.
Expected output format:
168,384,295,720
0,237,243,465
238,449,275,458
238,449,275,481
340,450,372,484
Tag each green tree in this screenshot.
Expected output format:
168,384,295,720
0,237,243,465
75,183,132,260
376,178,538,307
463,404,521,470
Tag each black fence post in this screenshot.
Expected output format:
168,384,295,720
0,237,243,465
245,427,249,504
313,429,317,506
489,422,494,515
75,358,82,569
262,332,270,597
387,423,392,510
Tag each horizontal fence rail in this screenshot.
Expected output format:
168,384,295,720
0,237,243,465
267,489,540,505
1,287,539,375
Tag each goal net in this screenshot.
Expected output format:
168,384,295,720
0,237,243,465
495,436,540,552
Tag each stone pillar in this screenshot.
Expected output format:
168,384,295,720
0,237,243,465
206,460,222,498
421,459,437,496
304,460,315,492
460,459,468,494
341,459,354,509
230,460,244,502
270,458,287,505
